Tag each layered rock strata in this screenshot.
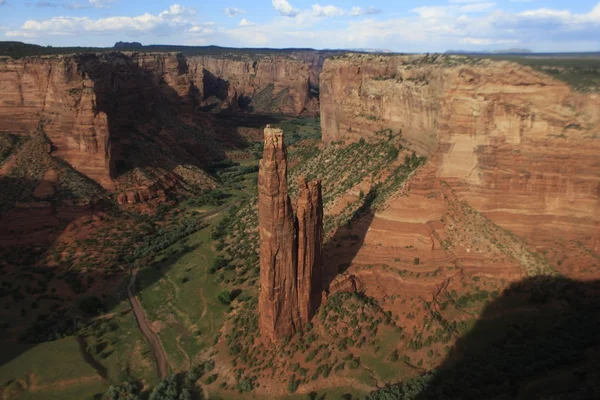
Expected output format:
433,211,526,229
258,127,323,343
319,54,600,265
0,51,318,199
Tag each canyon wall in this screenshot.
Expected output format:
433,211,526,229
189,55,315,115
320,54,600,246
320,54,600,293
0,51,316,198
258,127,323,343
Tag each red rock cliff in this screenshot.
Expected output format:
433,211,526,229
0,51,319,198
188,55,314,115
319,54,600,279
258,127,323,343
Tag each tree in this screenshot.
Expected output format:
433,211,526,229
217,289,232,305
104,382,141,400
149,375,179,400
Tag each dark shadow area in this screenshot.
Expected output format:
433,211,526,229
0,176,106,366
212,111,282,128
322,188,377,293
75,53,245,179
202,69,229,101
0,173,217,383
367,276,600,399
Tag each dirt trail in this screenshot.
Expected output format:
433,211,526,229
127,268,169,380
124,201,237,380
197,253,212,332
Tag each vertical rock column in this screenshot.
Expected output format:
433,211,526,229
258,127,300,343
258,126,324,343
296,177,323,326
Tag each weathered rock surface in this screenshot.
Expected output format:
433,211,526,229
189,55,315,115
320,54,600,275
258,126,300,342
0,51,319,201
258,127,323,342
296,176,323,324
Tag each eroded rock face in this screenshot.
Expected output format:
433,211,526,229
258,127,300,342
258,127,323,342
189,55,315,115
319,54,600,260
296,176,323,324
0,51,320,199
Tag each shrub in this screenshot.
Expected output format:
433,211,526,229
288,375,300,393
413,257,420,265
217,290,233,305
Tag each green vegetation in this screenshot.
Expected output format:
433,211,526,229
217,289,233,305
481,54,600,92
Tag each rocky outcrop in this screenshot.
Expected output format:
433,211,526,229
258,127,323,343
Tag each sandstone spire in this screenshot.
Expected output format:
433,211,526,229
258,126,300,342
296,177,323,325
258,126,323,343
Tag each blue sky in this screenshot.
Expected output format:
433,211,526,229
0,0,599,51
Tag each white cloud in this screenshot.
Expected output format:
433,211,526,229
89,0,116,7
460,37,518,45
272,0,299,17
225,7,245,17
449,0,488,3
239,18,255,27
6,4,196,37
349,6,382,16
312,4,345,17
5,0,600,53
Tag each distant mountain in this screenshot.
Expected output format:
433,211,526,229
114,41,143,49
348,48,394,54
446,48,533,54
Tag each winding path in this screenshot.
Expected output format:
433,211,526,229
127,268,169,380
124,199,243,380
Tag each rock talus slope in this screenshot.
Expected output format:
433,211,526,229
258,127,324,342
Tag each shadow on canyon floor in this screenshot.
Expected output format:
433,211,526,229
0,217,203,379
322,188,377,294
76,53,248,179
0,176,204,376
368,275,600,400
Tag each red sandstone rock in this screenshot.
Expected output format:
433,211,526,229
0,52,319,200
258,127,324,343
296,176,323,325
319,53,600,264
258,126,300,342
